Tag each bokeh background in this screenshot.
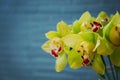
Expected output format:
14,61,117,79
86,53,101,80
0,0,120,80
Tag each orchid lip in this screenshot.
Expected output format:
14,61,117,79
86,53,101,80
51,49,58,57
58,47,62,52
93,21,102,27
82,56,90,66
92,26,99,32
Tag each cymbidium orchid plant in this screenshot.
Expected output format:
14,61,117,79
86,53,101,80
41,11,120,80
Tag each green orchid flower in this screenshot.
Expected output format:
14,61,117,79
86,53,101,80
72,11,109,34
62,31,95,68
42,37,67,72
103,12,120,46
96,11,109,26
103,12,120,67
42,21,72,72
45,21,72,39
72,11,93,33
41,11,120,77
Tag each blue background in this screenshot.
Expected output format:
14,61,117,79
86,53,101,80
0,0,120,80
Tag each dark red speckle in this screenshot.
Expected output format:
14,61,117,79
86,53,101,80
51,49,58,57
103,18,109,22
82,58,90,66
77,50,81,53
93,21,102,28
58,47,62,52
92,26,98,32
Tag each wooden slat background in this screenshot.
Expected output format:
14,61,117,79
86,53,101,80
0,0,120,80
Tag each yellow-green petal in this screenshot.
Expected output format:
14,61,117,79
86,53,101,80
41,40,51,53
45,31,61,39
79,11,91,24
57,21,71,37
68,50,83,69
72,20,81,33
55,53,67,72
110,47,120,67
92,54,105,75
97,38,114,55
62,34,82,47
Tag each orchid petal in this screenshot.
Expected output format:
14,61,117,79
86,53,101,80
41,40,51,53
57,21,71,37
55,53,67,72
92,54,105,75
68,49,83,69
45,31,61,39
110,47,120,67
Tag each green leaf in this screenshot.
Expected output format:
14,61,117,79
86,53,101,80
110,47,120,67
68,49,83,69
92,54,105,75
57,21,71,37
55,53,67,72
45,31,61,39
78,11,92,32
41,40,51,53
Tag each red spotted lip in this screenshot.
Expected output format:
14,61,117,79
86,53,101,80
51,49,58,57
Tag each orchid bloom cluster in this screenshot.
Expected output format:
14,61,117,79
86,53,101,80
42,11,120,75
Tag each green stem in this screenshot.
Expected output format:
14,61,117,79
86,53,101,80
108,56,116,80
114,66,119,80
101,56,111,80
98,74,105,80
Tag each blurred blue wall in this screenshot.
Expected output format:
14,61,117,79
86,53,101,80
0,0,120,80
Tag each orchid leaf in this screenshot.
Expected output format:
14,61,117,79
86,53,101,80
68,49,83,69
92,54,105,75
55,53,67,72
